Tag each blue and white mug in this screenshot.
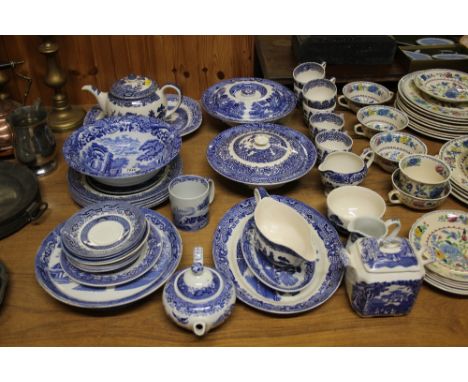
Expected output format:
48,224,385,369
168,175,215,231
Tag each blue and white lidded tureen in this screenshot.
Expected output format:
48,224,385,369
162,247,236,336
342,236,433,317
82,74,182,119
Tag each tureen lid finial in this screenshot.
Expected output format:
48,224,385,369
191,246,204,274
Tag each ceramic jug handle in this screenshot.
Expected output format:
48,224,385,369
354,123,366,137
337,95,350,109
320,61,327,69
207,178,215,204
387,190,402,205
254,187,269,204
360,148,374,168
384,218,401,239
161,83,182,119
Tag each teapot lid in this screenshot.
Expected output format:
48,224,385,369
174,247,225,302
357,237,421,274
110,74,157,100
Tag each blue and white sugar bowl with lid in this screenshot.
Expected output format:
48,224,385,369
162,247,236,336
342,236,434,317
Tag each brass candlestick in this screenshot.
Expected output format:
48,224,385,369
38,36,85,132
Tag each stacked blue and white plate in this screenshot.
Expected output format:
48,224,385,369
63,115,183,208
35,201,182,308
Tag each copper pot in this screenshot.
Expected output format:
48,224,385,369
0,98,19,157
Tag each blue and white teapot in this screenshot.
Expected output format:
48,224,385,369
82,74,182,120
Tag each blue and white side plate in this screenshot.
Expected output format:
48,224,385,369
61,201,146,260
241,217,316,293
83,95,202,138
60,225,162,287
212,195,344,314
68,155,183,208
34,209,182,309
201,77,296,125
206,123,316,188
63,114,181,187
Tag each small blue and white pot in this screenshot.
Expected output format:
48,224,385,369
302,77,337,110
318,149,374,193
315,130,353,162
168,175,215,231
293,61,326,101
308,112,345,138
163,247,236,336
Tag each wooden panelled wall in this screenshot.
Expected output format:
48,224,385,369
0,36,254,105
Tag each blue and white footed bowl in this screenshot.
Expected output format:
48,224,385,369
206,122,316,188
60,201,147,260
63,115,181,187
201,77,296,125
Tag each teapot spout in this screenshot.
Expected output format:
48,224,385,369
193,322,206,336
82,85,108,114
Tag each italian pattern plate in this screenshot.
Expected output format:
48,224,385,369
206,123,316,187
212,195,344,314
35,209,182,309
201,77,296,124
414,69,468,103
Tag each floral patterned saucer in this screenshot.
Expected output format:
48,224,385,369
414,69,468,104
439,136,468,191
409,210,468,284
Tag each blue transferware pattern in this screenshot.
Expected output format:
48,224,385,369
60,201,146,260
201,77,296,124
34,209,182,309
293,62,326,88
315,130,353,162
302,79,337,109
63,115,181,183
308,112,344,137
172,203,209,231
60,225,162,287
359,237,418,271
206,123,316,187
212,195,344,314
110,74,157,100
241,217,315,293
67,155,183,208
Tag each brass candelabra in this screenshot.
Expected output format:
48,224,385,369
38,36,85,132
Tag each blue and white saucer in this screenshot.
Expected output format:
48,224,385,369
63,114,181,187
201,77,296,125
68,155,183,208
206,123,316,188
212,195,344,314
241,217,316,293
60,225,162,287
83,95,202,138
34,209,182,309
61,201,146,261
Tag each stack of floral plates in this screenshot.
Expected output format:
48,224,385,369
395,70,468,141
212,194,344,314
63,115,183,208
409,210,467,296
438,136,468,204
35,201,182,308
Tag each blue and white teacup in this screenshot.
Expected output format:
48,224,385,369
302,104,336,125
308,112,345,138
293,61,326,101
168,175,215,231
302,77,337,110
315,130,353,162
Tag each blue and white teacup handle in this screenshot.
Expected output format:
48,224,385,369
207,178,215,204
384,218,401,239
360,148,374,168
338,95,350,109
254,187,270,204
160,83,182,119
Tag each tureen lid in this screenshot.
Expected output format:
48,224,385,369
355,237,422,274
110,74,157,100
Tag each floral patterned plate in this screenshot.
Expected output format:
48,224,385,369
439,136,468,191
409,210,468,283
414,69,468,104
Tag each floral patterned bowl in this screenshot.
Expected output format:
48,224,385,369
338,81,394,113
370,132,427,173
355,106,409,139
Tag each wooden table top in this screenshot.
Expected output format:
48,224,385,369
0,106,466,347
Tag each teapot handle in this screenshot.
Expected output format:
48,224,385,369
160,83,182,119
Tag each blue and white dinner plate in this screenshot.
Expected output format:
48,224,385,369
201,77,296,125
60,201,146,260
212,195,344,314
206,123,316,187
68,155,183,208
83,95,202,138
60,225,163,287
35,209,182,309
63,114,181,186
240,217,316,293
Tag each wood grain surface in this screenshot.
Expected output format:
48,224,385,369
0,106,467,347
0,36,253,104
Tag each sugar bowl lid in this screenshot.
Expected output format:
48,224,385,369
110,74,157,100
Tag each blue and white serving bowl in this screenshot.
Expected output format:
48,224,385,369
201,77,296,125
63,114,181,187
206,122,316,188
